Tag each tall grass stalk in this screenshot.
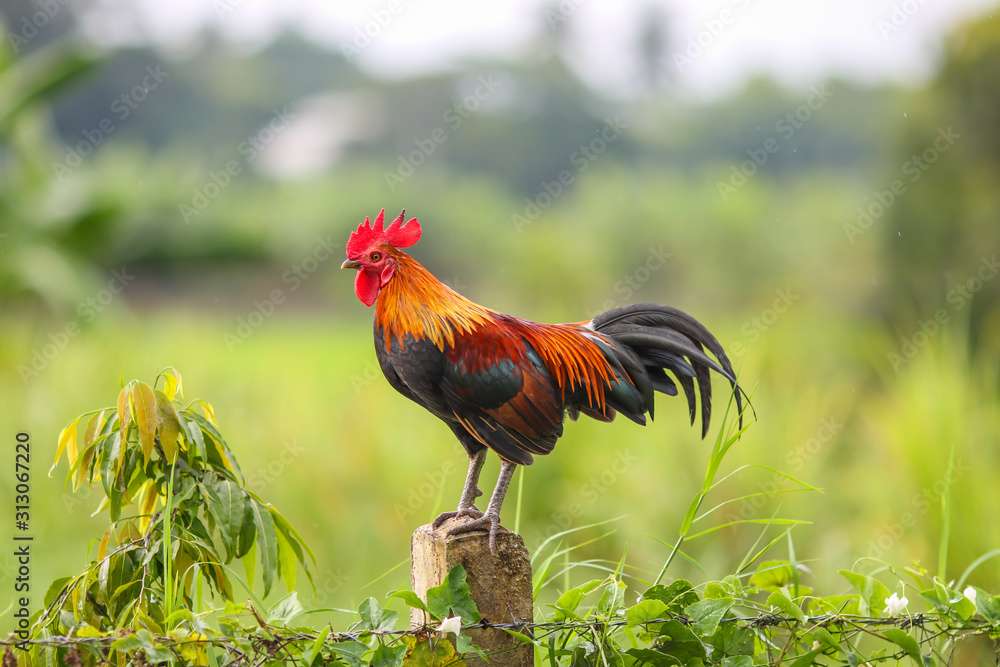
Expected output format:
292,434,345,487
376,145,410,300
162,460,177,628
938,438,957,580
654,402,745,585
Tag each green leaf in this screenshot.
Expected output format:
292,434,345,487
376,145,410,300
236,499,257,559
209,479,245,561
388,589,428,612
553,578,603,619
721,657,753,667
371,644,406,667
684,597,733,636
266,592,304,626
643,580,700,614
750,560,795,590
710,623,754,658
767,588,806,621
625,648,679,666
790,649,822,667
653,620,707,663
250,500,278,596
276,528,298,592
43,577,71,607
359,596,399,631
975,590,1000,623
627,599,669,627
455,633,487,659
301,626,330,666
425,565,481,623
329,640,368,667
271,506,315,580
839,569,891,616
883,628,922,664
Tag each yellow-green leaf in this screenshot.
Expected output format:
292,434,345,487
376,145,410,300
200,400,217,425
277,528,297,592
52,417,80,476
75,624,105,638
155,391,181,463
97,529,111,561
91,496,109,517
117,382,132,444
73,443,97,491
137,480,158,534
131,382,158,465
161,367,184,401
84,410,108,447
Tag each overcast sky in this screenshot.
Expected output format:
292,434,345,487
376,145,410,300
87,0,999,97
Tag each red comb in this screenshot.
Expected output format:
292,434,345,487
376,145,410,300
346,209,422,257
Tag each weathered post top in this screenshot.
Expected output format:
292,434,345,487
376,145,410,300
411,517,533,666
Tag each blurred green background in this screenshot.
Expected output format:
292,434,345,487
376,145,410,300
1,0,999,625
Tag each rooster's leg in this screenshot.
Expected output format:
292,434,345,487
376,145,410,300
447,460,516,553
432,449,486,527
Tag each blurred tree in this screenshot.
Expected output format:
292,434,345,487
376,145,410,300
0,30,108,309
0,0,79,56
637,3,671,89
882,11,1000,348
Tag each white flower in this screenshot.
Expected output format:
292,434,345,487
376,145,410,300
963,586,977,603
436,616,462,637
884,592,909,616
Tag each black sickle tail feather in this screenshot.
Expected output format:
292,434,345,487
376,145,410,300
591,303,745,437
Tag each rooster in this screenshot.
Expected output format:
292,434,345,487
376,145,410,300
342,209,744,550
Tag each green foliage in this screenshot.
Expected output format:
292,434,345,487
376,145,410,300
30,368,314,664
7,367,999,665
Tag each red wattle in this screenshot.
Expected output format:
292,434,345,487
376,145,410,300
354,269,381,307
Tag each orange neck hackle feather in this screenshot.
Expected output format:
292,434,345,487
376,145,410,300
375,252,616,410
375,252,493,351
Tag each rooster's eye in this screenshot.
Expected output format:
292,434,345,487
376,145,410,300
370,252,382,261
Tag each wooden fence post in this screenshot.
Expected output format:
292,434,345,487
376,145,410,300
411,516,533,666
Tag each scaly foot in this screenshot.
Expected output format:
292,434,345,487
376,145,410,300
432,506,482,529
446,511,502,553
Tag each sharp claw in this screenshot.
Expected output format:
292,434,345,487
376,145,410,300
444,513,502,554
432,506,482,529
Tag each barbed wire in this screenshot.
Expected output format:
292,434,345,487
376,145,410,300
3,611,995,665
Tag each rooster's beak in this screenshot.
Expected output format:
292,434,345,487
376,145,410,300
341,259,362,270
